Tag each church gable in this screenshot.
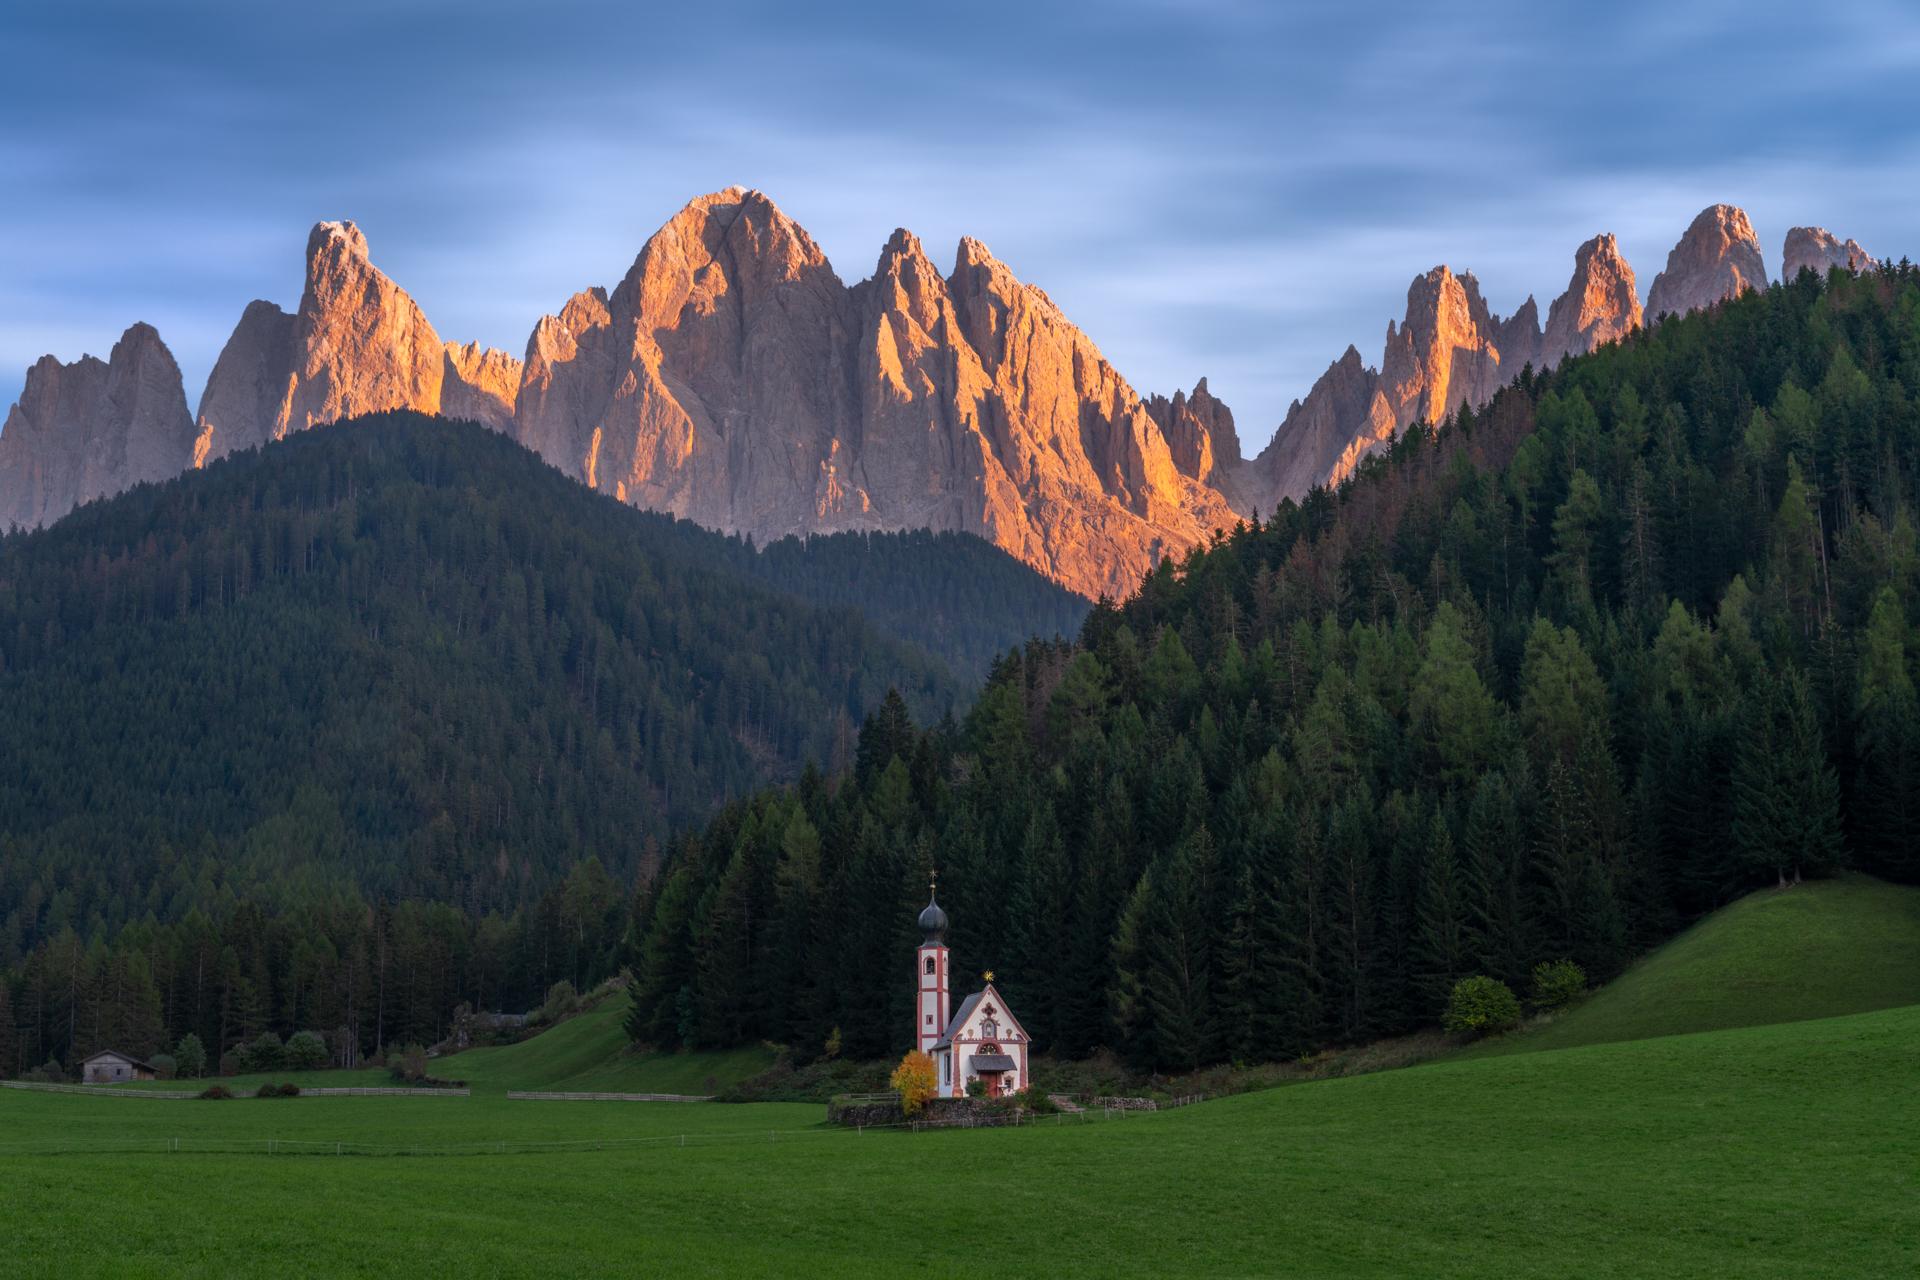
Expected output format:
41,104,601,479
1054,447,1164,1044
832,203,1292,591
946,984,1027,1048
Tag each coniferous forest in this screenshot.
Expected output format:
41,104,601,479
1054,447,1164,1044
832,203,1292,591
0,418,1084,1074
5,264,1920,1078
622,263,1920,1068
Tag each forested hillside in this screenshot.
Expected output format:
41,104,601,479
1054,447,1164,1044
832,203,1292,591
0,415,1082,1073
625,262,1920,1067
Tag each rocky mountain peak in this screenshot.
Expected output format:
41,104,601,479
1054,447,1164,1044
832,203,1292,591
306,219,369,267
0,322,196,530
1646,204,1766,320
1379,264,1516,432
1145,377,1243,485
1783,227,1873,281
1543,232,1642,365
193,221,519,463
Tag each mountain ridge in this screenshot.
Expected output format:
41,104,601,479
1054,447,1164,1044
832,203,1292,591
0,193,1882,595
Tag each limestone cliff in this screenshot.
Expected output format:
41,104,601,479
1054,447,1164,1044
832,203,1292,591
1646,205,1767,320
512,189,1235,598
1783,227,1873,282
0,323,195,530
1144,378,1243,487
1543,233,1642,366
194,221,515,461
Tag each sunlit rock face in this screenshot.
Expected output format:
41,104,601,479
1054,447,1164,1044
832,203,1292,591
193,220,519,462
1234,346,1387,513
1543,233,1642,366
1783,227,1873,282
0,323,196,530
1233,264,1545,510
1145,378,1243,488
1646,204,1767,320
512,188,1236,598
441,341,522,431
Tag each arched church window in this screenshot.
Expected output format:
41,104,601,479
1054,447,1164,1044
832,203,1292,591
925,956,936,976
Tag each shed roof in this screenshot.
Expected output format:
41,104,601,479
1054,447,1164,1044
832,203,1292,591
80,1049,158,1072
969,1053,1017,1071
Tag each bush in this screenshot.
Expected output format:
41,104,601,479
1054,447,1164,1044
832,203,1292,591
173,1034,207,1079
198,1085,233,1100
1531,959,1588,1011
964,1077,988,1100
278,1082,301,1097
890,1050,936,1116
149,1053,178,1080
238,1031,284,1074
284,1030,328,1071
22,1058,65,1084
1443,975,1523,1039
255,1083,283,1098
540,980,580,1024
389,1043,430,1083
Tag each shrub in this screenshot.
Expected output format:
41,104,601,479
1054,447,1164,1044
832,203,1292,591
149,1053,178,1080
22,1058,65,1084
199,1085,233,1100
1022,1088,1059,1115
278,1082,301,1097
540,980,580,1024
173,1034,207,1079
255,1083,283,1098
238,1031,285,1074
964,1077,988,1100
216,1051,240,1078
1531,959,1588,1011
389,1043,430,1083
1443,975,1523,1039
890,1050,937,1116
284,1030,328,1071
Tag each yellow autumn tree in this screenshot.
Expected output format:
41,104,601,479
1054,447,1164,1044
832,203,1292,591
890,1050,936,1115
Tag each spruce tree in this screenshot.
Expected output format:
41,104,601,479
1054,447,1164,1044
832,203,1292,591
1854,589,1920,880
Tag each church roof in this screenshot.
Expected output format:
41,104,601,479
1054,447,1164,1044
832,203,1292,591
969,1053,1017,1072
932,991,985,1051
931,982,1029,1051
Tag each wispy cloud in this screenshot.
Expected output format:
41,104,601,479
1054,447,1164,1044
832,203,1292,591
2,0,1915,447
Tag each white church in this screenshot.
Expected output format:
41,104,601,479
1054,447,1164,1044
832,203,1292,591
915,881,1030,1099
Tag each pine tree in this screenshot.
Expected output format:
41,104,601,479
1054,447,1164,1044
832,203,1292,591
1136,827,1218,1071
1733,671,1846,885
0,981,15,1078
1463,770,1532,988
1414,810,1470,1013
1854,588,1920,880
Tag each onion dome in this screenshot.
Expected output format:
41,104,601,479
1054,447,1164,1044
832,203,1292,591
917,888,949,944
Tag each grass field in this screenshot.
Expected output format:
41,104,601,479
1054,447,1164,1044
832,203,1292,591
119,997,774,1097
1464,875,1920,1059
6,1002,1917,1276
437,1000,773,1094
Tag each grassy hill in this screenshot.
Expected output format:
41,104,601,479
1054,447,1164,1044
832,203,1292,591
7,1001,1917,1275
119,997,776,1097
437,1002,773,1095
1465,875,1920,1058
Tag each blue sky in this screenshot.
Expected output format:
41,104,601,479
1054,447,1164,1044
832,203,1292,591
4,0,1917,451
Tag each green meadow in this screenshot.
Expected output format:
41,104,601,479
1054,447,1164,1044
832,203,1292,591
3,1003,1913,1276
1461,874,1920,1059
118,997,775,1098
10,880,1918,1277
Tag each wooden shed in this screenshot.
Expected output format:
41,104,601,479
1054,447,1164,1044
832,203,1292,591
80,1050,158,1084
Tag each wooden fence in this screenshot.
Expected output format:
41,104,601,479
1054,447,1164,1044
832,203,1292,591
3,1081,199,1099
504,1091,712,1102
1,1081,468,1099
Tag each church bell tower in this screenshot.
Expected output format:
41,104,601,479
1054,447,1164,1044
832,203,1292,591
915,876,950,1055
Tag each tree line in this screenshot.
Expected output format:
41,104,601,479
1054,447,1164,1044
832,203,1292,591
621,261,1920,1069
